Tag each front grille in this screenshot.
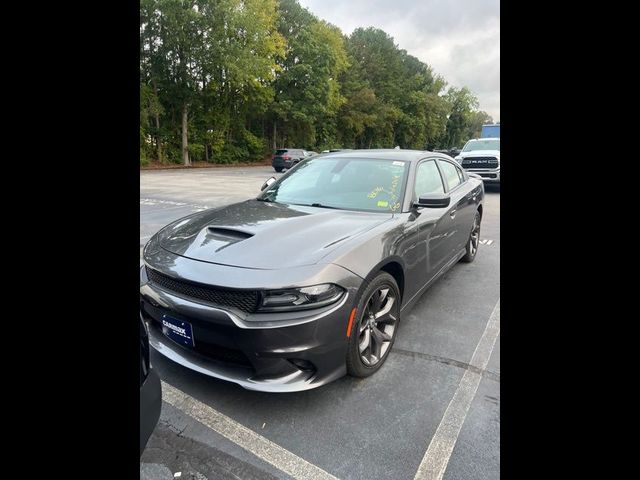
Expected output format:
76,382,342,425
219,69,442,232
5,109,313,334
461,157,499,169
146,268,259,313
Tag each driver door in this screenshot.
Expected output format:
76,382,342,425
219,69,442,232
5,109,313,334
411,159,454,279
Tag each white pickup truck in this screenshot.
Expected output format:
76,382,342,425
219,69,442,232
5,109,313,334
454,138,500,185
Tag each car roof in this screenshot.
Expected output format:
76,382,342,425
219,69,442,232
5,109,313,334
314,149,451,163
466,138,500,142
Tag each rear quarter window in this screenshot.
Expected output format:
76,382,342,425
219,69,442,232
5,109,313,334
437,160,462,191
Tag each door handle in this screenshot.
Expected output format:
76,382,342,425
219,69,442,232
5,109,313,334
450,209,457,218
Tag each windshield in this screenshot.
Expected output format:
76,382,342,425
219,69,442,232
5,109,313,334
258,157,409,213
462,139,500,152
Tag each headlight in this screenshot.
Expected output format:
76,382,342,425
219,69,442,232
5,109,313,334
258,284,345,312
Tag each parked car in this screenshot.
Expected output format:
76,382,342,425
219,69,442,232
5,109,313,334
140,149,484,392
271,148,308,172
140,311,161,456
455,138,500,184
448,147,462,158
433,148,461,159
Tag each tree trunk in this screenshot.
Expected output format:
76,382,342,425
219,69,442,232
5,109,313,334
272,120,277,150
204,144,209,162
182,105,190,166
152,79,163,163
154,113,163,163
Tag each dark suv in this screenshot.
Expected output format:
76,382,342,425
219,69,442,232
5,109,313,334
272,149,309,172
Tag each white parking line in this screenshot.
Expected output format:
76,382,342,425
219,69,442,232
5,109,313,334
161,381,339,480
414,299,500,480
140,198,211,210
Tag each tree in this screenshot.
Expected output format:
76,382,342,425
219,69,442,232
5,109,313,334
270,0,348,149
139,0,491,165
468,111,494,139
140,0,283,165
443,87,480,148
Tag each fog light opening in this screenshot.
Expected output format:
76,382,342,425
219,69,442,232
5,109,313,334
288,358,315,373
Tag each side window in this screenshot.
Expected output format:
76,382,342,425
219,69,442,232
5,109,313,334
437,160,461,191
414,160,444,197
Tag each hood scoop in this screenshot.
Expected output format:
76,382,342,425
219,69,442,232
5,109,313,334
201,227,254,253
207,227,253,240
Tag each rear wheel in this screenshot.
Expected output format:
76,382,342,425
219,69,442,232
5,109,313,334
347,272,400,378
461,210,481,263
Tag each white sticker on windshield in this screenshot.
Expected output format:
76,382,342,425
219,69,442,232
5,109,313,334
393,161,404,166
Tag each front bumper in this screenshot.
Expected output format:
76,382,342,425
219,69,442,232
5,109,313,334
464,168,500,183
140,255,362,392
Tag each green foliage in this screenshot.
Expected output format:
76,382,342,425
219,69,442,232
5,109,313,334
140,149,150,166
140,0,490,165
187,143,205,161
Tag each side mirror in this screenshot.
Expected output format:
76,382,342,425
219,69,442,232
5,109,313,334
414,193,451,208
261,177,276,191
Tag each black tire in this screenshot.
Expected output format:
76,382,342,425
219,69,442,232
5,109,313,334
461,210,481,263
346,272,401,378
274,167,283,173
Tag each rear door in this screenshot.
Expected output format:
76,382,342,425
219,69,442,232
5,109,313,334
436,159,476,255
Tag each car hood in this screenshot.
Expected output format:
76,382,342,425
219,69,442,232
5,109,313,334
457,150,501,158
157,200,392,269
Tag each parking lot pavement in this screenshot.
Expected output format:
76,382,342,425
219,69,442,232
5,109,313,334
140,166,282,243
140,167,500,480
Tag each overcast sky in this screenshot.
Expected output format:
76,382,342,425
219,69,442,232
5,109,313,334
298,0,500,121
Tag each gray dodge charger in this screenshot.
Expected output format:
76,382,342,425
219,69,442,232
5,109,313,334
140,150,484,392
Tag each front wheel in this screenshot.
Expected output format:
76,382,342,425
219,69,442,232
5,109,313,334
347,272,400,378
274,167,283,173
461,210,481,263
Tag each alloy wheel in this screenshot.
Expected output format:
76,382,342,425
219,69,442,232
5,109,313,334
358,286,398,366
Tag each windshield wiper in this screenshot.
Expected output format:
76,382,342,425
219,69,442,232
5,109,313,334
256,197,274,202
308,203,341,210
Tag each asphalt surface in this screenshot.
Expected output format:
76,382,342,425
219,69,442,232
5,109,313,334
140,165,500,480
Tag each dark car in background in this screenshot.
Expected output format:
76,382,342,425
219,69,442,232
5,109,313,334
140,313,161,456
434,148,461,158
272,148,311,172
141,150,484,392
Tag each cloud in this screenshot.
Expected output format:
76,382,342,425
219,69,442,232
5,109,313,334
298,0,500,120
